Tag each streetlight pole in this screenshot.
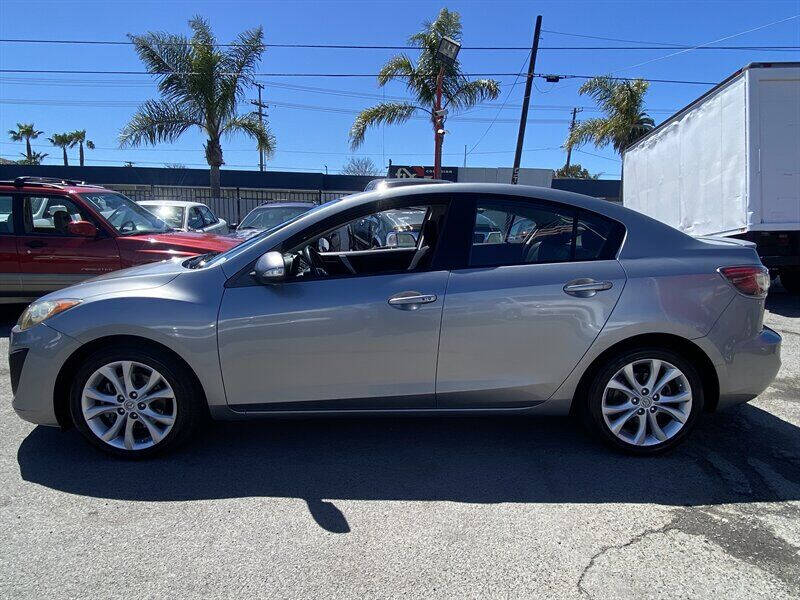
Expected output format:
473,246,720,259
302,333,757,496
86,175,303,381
433,36,461,180
434,65,445,179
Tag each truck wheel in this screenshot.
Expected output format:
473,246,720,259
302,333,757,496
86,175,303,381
779,269,800,295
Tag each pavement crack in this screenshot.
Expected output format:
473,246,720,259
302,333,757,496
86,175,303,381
576,515,678,599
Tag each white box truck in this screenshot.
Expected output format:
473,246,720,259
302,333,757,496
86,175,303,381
623,62,800,294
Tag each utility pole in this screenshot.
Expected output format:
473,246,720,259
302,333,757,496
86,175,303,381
464,144,467,168
511,15,542,184
251,83,266,172
564,107,580,171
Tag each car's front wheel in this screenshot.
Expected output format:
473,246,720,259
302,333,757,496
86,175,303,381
583,348,704,454
69,344,202,458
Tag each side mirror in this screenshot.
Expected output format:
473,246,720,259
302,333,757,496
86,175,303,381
67,220,98,238
253,251,286,284
317,237,331,252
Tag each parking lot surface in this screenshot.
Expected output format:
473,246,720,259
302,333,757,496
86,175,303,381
1,291,798,599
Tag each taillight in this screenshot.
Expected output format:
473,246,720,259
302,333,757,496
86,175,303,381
718,265,770,296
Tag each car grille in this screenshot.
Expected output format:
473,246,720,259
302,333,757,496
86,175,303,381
9,348,28,396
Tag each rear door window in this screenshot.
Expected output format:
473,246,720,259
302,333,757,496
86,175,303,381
471,201,575,266
0,195,13,234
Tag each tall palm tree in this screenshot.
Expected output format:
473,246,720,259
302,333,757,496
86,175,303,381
120,16,275,198
69,129,95,166
349,8,499,168
565,76,655,155
8,123,44,162
48,133,73,166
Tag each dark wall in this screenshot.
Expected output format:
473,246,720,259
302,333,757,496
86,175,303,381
0,164,374,192
551,178,621,200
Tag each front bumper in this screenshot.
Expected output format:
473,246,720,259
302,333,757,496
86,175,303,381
9,323,80,427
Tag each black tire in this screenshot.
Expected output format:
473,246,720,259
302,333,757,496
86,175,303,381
779,268,800,295
69,344,203,459
581,347,704,455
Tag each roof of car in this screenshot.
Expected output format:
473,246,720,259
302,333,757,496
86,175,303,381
249,202,317,209
139,200,208,208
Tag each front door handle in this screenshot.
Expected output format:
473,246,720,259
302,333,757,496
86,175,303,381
25,240,46,249
563,279,613,297
388,291,437,310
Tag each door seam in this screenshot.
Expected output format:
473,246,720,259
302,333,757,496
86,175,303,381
432,270,453,407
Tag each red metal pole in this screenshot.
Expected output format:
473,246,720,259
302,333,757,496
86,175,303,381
434,65,444,179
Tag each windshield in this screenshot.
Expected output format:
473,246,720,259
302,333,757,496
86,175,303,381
203,205,323,268
239,205,311,230
143,204,185,229
82,193,170,235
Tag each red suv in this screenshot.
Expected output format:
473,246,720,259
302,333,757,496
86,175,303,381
0,177,239,302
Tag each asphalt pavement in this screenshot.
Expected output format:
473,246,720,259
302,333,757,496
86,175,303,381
1,290,798,599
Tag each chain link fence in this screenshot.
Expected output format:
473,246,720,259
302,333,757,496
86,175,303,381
104,184,355,224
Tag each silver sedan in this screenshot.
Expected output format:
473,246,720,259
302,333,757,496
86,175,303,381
9,183,781,458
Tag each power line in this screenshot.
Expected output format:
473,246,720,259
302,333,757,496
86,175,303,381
0,37,797,50
0,68,719,85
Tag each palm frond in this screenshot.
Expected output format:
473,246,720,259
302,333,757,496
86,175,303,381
119,99,201,147
349,102,420,149
221,113,276,157
445,78,500,110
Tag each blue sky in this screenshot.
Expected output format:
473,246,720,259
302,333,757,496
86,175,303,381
1,0,798,177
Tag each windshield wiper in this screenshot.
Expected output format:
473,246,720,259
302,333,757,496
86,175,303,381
184,252,218,269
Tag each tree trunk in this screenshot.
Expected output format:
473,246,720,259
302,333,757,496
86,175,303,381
79,143,84,167
205,138,224,200
62,147,68,166
25,138,32,161
210,165,221,200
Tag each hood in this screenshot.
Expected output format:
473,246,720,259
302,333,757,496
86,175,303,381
135,230,240,252
40,259,186,302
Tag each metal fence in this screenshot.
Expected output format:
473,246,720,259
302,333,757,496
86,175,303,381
104,184,355,223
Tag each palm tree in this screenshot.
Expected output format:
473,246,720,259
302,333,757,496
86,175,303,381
565,76,655,156
120,16,275,198
48,133,73,166
8,123,44,162
349,8,499,169
69,129,95,166
17,151,48,165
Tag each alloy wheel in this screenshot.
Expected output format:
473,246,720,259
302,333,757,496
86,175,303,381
81,360,177,451
601,358,692,447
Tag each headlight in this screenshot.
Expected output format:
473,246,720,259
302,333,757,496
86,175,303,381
17,299,81,331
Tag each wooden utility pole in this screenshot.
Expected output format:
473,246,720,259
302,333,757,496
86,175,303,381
564,107,580,170
511,15,542,184
251,83,266,172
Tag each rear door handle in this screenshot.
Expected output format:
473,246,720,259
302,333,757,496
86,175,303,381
25,240,46,249
388,291,437,310
563,279,613,297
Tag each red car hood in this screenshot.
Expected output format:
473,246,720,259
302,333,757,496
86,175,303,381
117,230,240,265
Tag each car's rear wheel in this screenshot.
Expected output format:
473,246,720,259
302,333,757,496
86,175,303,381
583,348,704,454
69,345,202,458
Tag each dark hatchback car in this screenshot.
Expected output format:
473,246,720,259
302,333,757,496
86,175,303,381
230,202,316,240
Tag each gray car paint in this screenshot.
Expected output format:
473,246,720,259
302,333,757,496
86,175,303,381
9,183,781,427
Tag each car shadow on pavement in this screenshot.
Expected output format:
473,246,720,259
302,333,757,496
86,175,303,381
17,403,800,533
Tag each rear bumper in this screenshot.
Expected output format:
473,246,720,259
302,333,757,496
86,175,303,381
695,291,782,410
9,323,80,427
